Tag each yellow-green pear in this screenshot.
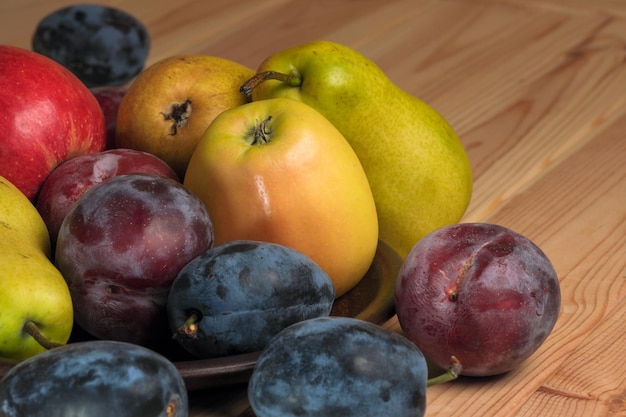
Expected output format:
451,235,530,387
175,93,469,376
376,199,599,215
0,176,73,362
242,40,473,258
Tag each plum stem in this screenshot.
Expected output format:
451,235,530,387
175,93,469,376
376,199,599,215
172,311,200,340
427,356,462,386
240,70,302,99
446,241,491,301
22,321,63,350
166,400,177,417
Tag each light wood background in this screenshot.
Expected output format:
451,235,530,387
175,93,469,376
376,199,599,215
1,1,624,416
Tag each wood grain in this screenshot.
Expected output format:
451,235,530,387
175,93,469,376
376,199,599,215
0,1,624,416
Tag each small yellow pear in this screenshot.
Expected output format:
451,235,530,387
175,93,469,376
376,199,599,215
0,177,51,256
116,54,255,178
0,176,73,361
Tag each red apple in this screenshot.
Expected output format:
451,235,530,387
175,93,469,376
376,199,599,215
0,45,107,201
36,148,180,246
90,86,127,149
395,223,561,377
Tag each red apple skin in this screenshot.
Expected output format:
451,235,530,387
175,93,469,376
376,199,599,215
0,45,107,201
36,148,180,246
395,223,561,377
90,86,127,149
54,173,214,346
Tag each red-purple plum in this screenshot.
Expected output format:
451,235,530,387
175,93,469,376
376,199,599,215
36,148,179,247
395,222,561,376
54,173,213,346
90,86,127,149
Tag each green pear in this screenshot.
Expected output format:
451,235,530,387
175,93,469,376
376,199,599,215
0,176,73,362
242,40,473,258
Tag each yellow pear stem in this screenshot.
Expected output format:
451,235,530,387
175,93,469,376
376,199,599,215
240,71,302,98
427,356,462,387
172,311,200,340
22,321,63,350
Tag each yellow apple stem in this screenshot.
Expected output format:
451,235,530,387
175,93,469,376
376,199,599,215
427,356,462,387
22,321,63,350
252,116,273,145
240,71,302,99
172,311,200,340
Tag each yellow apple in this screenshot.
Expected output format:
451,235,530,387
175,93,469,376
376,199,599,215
116,54,254,178
184,98,379,297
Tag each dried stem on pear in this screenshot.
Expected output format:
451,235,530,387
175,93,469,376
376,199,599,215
240,71,302,99
22,321,63,350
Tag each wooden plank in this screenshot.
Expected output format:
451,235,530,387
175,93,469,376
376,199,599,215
513,298,626,416
400,8,626,221
464,0,626,17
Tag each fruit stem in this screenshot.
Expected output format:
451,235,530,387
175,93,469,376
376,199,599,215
427,356,462,387
252,116,273,145
22,321,63,350
240,71,302,99
173,311,200,340
160,99,192,136
445,242,488,301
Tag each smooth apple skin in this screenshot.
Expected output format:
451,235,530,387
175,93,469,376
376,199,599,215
0,45,106,201
36,148,179,246
395,223,561,377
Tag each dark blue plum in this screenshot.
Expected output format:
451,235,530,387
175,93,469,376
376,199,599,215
248,316,428,417
0,340,187,417
32,4,150,87
167,240,336,359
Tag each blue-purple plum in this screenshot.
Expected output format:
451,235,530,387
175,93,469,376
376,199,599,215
248,316,428,417
167,240,335,358
0,340,187,417
32,4,150,87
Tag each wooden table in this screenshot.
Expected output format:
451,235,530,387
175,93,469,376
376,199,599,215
1,1,624,416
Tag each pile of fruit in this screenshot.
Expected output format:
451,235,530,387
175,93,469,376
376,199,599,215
0,4,561,417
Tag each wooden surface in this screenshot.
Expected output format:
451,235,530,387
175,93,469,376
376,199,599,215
1,0,625,416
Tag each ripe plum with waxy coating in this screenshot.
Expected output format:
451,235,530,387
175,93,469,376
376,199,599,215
395,222,561,376
167,240,335,358
55,173,214,346
32,4,150,87
0,340,187,417
248,316,428,417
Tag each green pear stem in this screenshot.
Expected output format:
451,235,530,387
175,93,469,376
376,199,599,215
172,311,200,340
427,356,462,387
240,71,302,98
22,321,63,350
